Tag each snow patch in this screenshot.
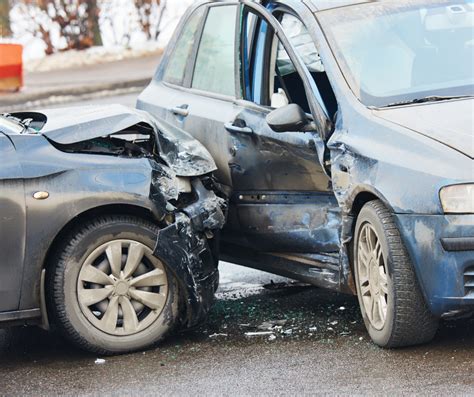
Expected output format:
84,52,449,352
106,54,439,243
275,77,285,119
9,0,194,65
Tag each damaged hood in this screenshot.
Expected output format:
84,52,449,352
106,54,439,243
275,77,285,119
374,98,474,159
36,104,217,176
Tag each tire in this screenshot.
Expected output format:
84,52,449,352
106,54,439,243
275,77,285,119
353,200,438,348
47,215,180,355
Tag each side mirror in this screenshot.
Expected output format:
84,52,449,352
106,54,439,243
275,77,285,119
266,103,311,133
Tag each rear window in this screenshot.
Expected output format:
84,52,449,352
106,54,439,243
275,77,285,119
192,5,238,97
163,6,205,86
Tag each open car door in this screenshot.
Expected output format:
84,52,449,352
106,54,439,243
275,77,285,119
220,1,343,288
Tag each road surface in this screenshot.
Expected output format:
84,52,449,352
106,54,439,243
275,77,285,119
0,93,472,396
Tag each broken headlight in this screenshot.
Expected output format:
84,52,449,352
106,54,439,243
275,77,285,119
440,184,474,214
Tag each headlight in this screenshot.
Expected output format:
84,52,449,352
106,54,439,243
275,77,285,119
439,184,474,214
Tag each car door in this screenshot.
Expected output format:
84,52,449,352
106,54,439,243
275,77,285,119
0,133,26,312
139,1,341,254
224,2,341,253
138,2,242,189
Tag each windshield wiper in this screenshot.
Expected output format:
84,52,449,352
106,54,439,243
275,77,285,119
384,95,473,108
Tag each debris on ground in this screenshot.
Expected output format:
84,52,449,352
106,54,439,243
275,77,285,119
244,331,275,337
263,280,310,290
209,333,228,338
257,320,288,331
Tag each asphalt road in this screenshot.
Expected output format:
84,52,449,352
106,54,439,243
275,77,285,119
0,93,472,396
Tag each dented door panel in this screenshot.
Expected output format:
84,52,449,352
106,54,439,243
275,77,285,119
235,192,340,252
229,106,330,192
228,105,341,253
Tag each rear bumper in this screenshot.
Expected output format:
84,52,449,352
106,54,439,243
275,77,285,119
394,213,474,316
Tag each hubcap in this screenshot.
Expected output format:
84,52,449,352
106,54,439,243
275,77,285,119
77,239,169,336
357,224,389,330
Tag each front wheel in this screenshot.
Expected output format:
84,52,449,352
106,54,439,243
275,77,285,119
353,200,438,348
47,215,180,355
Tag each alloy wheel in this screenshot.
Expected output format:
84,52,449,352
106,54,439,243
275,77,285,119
357,223,389,330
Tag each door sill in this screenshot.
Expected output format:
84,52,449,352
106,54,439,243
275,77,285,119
0,308,41,328
220,242,343,292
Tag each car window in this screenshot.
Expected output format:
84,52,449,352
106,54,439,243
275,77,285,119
163,6,205,86
319,2,474,107
278,14,324,76
272,38,312,113
242,10,312,112
192,5,238,97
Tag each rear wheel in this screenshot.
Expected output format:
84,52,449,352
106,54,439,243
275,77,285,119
47,215,180,355
353,200,438,348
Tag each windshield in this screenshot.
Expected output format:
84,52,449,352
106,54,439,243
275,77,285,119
0,115,24,134
319,1,474,107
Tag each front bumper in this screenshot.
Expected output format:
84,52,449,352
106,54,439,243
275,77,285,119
394,213,474,316
153,179,226,327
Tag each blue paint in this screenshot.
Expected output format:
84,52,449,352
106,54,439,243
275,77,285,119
394,214,474,315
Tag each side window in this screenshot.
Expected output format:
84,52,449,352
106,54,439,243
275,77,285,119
278,14,324,75
242,11,311,112
192,5,238,96
279,13,338,119
163,7,205,86
272,41,312,113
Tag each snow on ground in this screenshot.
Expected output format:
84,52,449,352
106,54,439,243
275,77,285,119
217,262,291,300
22,45,162,73
7,0,194,70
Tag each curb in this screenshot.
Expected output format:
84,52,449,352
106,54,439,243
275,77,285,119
0,78,151,108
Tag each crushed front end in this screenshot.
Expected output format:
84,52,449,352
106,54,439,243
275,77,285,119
151,174,227,328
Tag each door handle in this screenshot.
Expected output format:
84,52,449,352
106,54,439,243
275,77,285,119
170,105,189,117
225,122,253,135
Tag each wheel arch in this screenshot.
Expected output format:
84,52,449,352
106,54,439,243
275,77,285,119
348,185,395,218
43,203,160,273
342,187,394,294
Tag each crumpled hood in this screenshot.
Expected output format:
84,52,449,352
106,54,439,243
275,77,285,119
373,98,474,159
36,104,217,177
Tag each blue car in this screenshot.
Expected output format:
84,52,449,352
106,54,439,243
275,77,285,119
138,0,474,347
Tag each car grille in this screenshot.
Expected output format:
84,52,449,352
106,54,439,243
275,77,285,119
464,267,474,296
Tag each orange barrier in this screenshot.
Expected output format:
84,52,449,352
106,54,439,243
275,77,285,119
0,44,23,92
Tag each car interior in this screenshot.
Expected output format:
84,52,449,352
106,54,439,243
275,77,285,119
244,10,338,123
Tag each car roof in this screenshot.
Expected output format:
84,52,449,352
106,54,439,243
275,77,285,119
205,0,373,12
305,0,372,12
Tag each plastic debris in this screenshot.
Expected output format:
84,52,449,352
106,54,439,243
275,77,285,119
209,333,228,338
245,331,274,337
257,320,288,331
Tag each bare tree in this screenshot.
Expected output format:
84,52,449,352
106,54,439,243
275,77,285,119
154,0,166,41
86,0,102,46
134,0,167,41
16,2,55,54
0,0,12,37
18,0,103,52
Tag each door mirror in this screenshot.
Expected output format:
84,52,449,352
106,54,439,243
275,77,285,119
266,104,311,133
